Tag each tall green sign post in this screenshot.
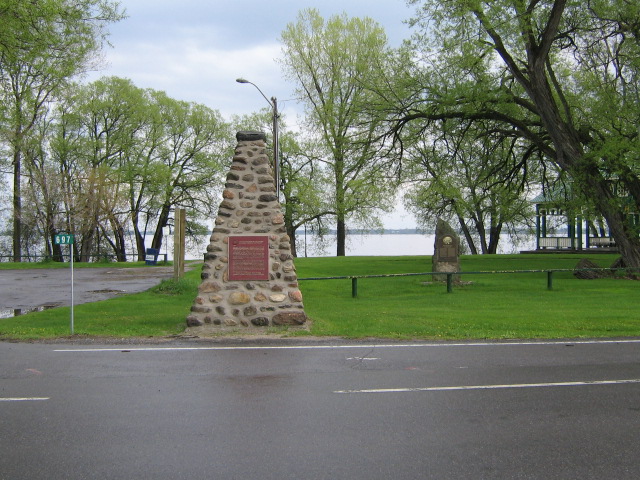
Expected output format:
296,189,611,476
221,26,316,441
54,233,75,334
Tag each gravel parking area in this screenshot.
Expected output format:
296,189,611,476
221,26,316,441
0,266,178,317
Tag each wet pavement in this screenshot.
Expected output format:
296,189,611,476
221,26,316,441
3,339,640,479
0,266,178,317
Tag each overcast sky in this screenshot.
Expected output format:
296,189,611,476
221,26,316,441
86,0,417,228
87,0,414,121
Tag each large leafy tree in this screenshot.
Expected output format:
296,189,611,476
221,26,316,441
144,89,232,253
390,0,640,266
39,77,230,262
280,9,397,256
405,118,537,254
0,0,125,261
63,77,146,261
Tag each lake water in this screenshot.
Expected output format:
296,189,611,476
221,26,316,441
0,232,536,263
180,233,536,260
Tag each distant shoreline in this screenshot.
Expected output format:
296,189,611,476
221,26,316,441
296,228,430,235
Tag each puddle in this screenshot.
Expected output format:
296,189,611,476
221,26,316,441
0,305,60,319
88,289,126,294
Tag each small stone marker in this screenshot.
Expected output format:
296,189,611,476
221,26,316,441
432,219,461,282
186,131,307,330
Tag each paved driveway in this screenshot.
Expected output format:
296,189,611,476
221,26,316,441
0,266,179,317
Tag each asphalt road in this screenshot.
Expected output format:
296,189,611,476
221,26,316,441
2,338,640,479
0,266,176,317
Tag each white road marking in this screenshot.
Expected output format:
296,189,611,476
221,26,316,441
0,397,49,402
53,338,640,353
334,379,640,394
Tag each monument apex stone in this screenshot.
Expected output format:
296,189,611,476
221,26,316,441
236,131,266,142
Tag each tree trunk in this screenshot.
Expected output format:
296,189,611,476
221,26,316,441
113,223,127,262
79,226,97,262
456,214,478,255
487,223,502,255
48,229,63,262
13,150,22,262
336,218,346,256
151,203,171,251
283,199,298,257
131,210,146,262
585,176,640,267
525,53,640,267
286,222,298,258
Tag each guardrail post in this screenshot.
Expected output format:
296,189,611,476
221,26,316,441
547,271,554,290
351,277,358,298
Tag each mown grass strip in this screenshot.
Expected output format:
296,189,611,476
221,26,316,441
0,253,637,340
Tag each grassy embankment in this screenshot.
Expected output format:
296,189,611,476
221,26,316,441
0,254,637,340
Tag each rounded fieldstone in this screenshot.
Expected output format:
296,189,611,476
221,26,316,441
251,317,269,327
289,290,303,302
186,315,204,327
269,293,287,303
229,292,251,305
272,312,307,326
199,281,222,293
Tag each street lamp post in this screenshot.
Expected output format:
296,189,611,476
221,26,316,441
236,78,280,200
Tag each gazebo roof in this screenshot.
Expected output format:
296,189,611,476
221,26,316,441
531,183,573,205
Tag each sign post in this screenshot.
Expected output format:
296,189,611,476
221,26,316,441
173,208,186,280
54,233,75,334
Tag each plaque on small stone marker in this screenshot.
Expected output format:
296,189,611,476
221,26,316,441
438,235,458,262
432,219,461,281
228,235,269,281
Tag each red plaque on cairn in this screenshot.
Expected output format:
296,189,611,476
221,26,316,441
228,236,269,281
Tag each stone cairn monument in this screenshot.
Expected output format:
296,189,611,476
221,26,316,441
186,131,307,330
432,219,461,282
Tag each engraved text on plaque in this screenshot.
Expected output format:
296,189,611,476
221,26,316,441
228,236,269,281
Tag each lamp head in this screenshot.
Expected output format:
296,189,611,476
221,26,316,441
236,78,249,84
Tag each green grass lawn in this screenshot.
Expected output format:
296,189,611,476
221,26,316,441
0,254,638,340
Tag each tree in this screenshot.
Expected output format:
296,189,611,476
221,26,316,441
404,118,537,254
392,0,640,266
145,90,232,253
280,9,398,256
0,0,125,261
278,132,333,257
48,79,231,261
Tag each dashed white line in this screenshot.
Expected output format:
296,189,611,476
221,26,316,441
334,379,640,394
0,397,50,402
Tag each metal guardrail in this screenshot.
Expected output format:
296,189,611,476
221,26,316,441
299,267,640,296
